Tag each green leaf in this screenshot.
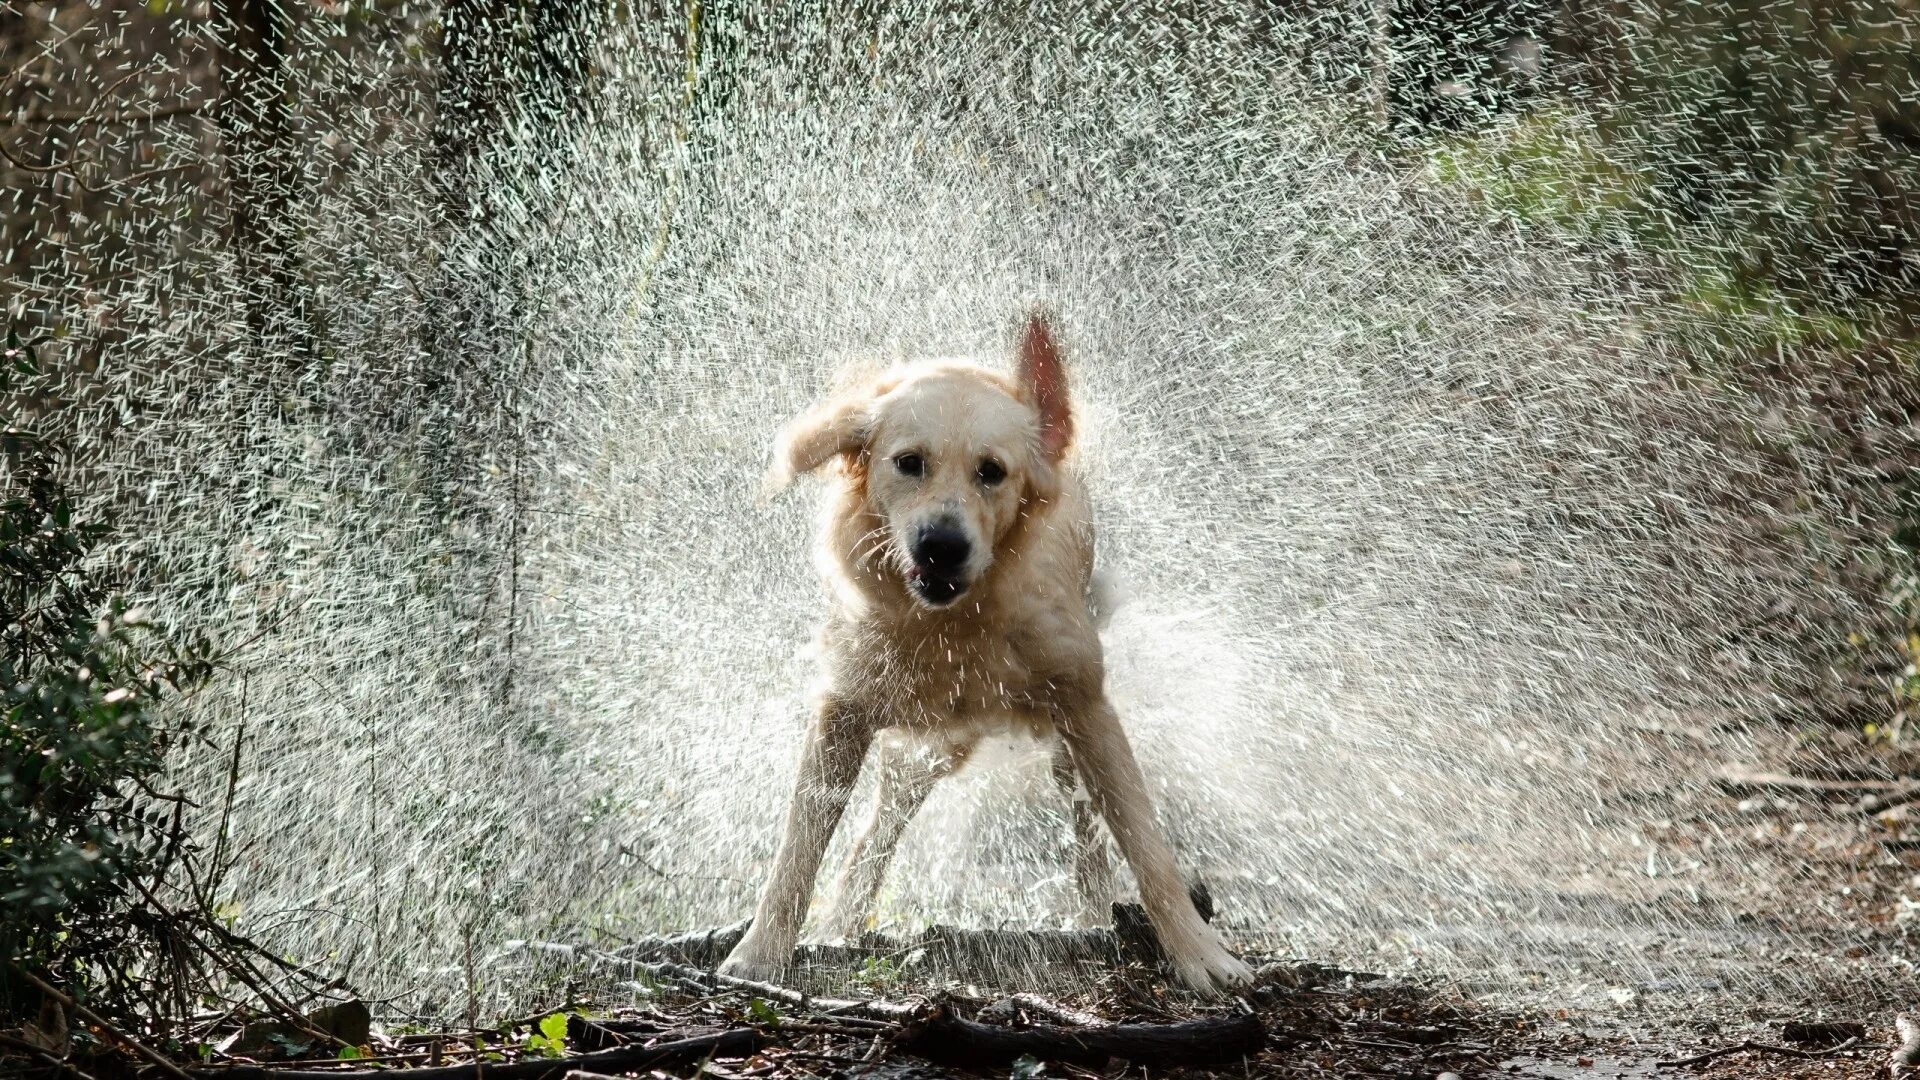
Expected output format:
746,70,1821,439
336,1046,365,1061
538,1013,569,1046
744,998,781,1027
265,1029,316,1057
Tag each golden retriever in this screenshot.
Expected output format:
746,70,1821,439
719,310,1252,995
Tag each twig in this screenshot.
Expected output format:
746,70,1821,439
191,1029,762,1080
1714,771,1903,798
21,96,222,124
204,688,248,906
0,1031,99,1080
989,993,1105,1028
606,957,922,1024
0,138,73,173
7,965,195,1080
1656,1036,1859,1068
195,1045,487,1069
122,872,342,1046
463,928,480,1034
490,1003,592,1035
1862,783,1920,815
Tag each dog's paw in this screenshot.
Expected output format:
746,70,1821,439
1168,943,1255,997
716,951,785,984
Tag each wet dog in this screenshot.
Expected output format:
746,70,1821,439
719,311,1251,994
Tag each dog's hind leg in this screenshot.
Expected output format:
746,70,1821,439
1049,740,1115,928
719,698,875,983
817,731,970,941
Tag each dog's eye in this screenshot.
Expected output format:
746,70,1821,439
894,453,924,477
976,458,1006,486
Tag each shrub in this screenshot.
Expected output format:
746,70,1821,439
1,328,213,1018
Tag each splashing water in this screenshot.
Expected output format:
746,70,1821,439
13,2,1915,1015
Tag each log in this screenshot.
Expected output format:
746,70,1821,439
192,1029,762,1080
610,923,1121,971
1780,1020,1865,1047
611,883,1216,975
608,921,749,966
901,1006,1265,1069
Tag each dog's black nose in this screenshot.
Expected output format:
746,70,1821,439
911,523,971,574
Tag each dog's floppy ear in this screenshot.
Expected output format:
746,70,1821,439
763,387,875,496
1016,308,1073,463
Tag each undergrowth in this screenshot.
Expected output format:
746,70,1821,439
1,325,216,1022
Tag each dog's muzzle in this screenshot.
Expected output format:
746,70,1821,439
906,521,971,606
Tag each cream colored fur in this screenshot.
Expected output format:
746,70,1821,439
720,312,1252,995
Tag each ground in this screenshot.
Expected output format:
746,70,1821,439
8,723,1920,1080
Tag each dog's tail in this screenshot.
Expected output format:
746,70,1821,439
1087,567,1124,630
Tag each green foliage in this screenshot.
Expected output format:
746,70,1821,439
743,997,780,1027
1590,0,1920,300
1430,108,1920,367
524,1012,569,1058
853,955,903,988
1,327,214,1014
1428,108,1650,241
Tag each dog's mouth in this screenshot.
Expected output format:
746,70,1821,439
904,565,967,607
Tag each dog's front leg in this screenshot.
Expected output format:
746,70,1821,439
719,699,874,982
1052,689,1253,995
819,732,969,941
1049,741,1115,928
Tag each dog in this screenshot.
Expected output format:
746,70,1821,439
718,310,1252,995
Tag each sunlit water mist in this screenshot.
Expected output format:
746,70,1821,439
73,5,1892,1013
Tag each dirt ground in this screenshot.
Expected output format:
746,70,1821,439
11,722,1920,1080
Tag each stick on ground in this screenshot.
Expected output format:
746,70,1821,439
1656,1036,1858,1068
190,1029,763,1080
9,964,196,1080
1861,783,1920,816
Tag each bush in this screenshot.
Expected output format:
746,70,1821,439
1,328,213,1018
1579,0,1920,301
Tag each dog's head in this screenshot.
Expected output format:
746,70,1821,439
767,310,1075,610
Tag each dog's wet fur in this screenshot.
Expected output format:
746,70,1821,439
720,310,1252,995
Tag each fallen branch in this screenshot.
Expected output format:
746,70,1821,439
1861,784,1920,816
8,964,196,1080
1656,1036,1859,1069
901,1005,1264,1069
1714,771,1903,799
192,1029,762,1080
977,993,1106,1028
610,890,1212,974
629,958,925,1024
583,947,1261,1066
0,1031,99,1080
